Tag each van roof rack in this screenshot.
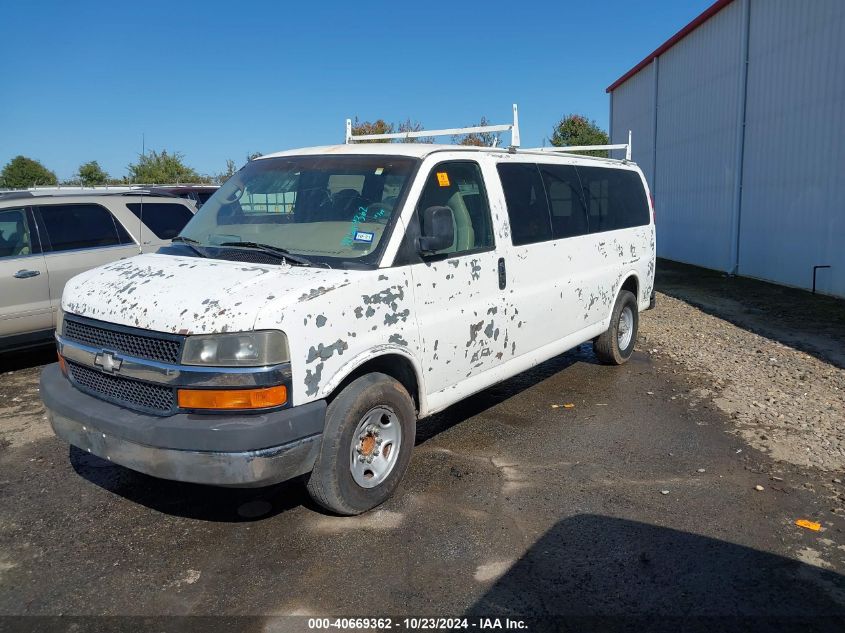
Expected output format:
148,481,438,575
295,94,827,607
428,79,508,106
345,104,521,149
524,130,632,162
343,105,632,162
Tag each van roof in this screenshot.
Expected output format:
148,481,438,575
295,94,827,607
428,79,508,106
261,144,489,159
259,144,637,167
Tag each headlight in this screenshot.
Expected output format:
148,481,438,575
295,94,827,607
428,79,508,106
182,331,289,367
56,306,65,336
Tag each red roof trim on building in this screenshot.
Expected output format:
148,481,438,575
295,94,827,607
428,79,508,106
606,0,735,93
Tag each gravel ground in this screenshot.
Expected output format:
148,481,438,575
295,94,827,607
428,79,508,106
640,292,845,472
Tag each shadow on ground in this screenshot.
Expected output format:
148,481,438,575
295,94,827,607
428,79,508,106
656,259,845,369
69,445,312,521
0,343,55,373
469,514,845,632
66,344,599,521
417,342,595,444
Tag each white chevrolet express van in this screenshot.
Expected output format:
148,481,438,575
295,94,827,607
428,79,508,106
42,129,655,514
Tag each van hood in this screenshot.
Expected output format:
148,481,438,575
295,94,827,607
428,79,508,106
62,253,353,334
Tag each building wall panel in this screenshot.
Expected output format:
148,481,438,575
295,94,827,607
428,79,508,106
652,0,744,272
610,62,655,184
738,0,845,296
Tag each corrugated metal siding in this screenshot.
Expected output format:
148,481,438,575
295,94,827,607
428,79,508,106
609,0,845,296
738,0,845,296
652,0,744,271
610,62,655,184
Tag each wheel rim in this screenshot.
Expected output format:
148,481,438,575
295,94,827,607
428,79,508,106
349,406,402,488
617,305,634,350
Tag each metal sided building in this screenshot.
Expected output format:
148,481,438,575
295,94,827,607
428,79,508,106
607,0,845,297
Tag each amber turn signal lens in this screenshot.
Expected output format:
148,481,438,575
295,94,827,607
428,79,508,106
177,385,287,410
57,353,68,376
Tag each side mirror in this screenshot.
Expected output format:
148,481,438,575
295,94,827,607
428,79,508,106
417,206,454,254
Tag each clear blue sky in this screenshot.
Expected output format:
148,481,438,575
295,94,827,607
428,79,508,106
0,0,712,181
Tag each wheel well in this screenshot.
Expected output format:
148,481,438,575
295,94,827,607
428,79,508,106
328,354,420,412
621,275,638,299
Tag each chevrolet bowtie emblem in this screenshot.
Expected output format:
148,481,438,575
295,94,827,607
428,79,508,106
94,351,123,373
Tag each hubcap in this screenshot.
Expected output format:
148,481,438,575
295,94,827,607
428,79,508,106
349,406,401,488
617,306,634,350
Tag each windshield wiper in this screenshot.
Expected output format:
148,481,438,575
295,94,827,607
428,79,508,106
171,236,207,257
218,241,312,266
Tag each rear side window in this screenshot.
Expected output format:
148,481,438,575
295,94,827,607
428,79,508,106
327,174,366,196
126,202,194,240
497,163,552,246
38,204,126,252
577,166,649,232
539,164,589,239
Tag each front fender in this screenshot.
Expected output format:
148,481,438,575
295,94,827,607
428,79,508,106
317,344,428,413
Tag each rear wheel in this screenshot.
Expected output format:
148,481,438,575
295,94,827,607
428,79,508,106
593,289,639,365
306,372,416,515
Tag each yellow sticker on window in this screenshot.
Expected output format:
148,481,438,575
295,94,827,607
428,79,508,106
436,172,450,187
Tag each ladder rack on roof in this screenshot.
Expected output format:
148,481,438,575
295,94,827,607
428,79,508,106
525,130,632,161
345,104,521,148
344,105,632,161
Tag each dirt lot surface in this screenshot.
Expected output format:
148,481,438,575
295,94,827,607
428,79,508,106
1,262,844,631
643,261,845,473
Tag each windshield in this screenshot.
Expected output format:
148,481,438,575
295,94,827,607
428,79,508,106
179,155,418,267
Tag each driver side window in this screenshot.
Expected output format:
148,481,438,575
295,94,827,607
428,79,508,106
415,161,494,256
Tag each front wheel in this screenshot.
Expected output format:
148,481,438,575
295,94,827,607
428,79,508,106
306,372,416,515
593,289,639,365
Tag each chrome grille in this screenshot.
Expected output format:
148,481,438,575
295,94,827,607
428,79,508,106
68,361,175,414
64,318,181,364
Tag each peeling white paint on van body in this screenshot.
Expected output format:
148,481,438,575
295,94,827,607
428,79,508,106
62,256,420,406
61,146,655,416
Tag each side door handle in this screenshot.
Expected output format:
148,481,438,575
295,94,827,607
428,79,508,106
497,257,506,290
14,269,41,279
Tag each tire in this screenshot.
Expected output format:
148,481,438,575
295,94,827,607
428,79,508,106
306,372,416,515
593,289,639,365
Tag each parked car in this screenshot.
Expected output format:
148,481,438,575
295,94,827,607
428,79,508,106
41,132,655,514
0,191,196,352
147,185,219,208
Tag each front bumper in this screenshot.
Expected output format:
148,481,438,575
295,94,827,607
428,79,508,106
41,363,326,487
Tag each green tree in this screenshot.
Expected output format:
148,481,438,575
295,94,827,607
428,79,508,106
350,118,394,143
76,160,109,186
347,117,435,143
127,150,202,184
550,114,610,157
452,116,501,147
217,159,237,184
397,119,434,143
0,155,58,188
246,152,263,162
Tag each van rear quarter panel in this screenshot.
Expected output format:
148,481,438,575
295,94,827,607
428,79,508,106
487,153,655,315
